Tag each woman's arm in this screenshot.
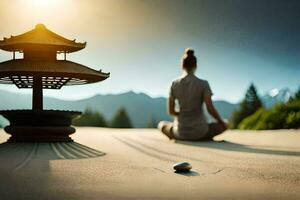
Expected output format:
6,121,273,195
168,97,179,117
204,95,227,129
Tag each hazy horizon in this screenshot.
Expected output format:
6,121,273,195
0,0,299,103
0,86,295,105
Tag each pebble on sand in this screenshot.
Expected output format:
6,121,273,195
173,162,192,172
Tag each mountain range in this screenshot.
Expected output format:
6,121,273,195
0,88,293,127
0,90,237,127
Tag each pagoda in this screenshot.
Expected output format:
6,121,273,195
0,24,109,142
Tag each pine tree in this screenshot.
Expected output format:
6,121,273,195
147,113,157,128
230,83,263,128
289,86,300,102
295,87,300,100
110,107,133,128
73,108,107,127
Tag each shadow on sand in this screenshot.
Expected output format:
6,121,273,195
175,170,200,176
0,142,105,172
0,141,105,199
175,140,300,157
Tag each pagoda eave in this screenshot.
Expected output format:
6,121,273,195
0,43,86,53
0,24,87,53
0,59,110,89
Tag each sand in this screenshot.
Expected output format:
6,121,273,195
0,128,300,200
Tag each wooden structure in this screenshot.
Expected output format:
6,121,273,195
0,24,109,142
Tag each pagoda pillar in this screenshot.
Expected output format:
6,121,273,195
32,76,43,110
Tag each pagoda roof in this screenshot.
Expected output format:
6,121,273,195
0,24,86,53
0,59,109,89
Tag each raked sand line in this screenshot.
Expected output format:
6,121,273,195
55,142,105,159
112,135,178,162
0,142,22,154
73,142,105,156
52,142,78,159
13,143,38,171
60,142,89,158
120,135,227,175
127,136,205,161
50,143,66,159
65,142,104,157
0,141,106,171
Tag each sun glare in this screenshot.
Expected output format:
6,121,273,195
31,0,60,8
14,0,74,26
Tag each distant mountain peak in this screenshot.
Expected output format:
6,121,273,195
263,88,293,108
268,88,280,97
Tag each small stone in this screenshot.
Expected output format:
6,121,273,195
173,162,192,172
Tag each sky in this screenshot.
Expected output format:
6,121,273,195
0,0,299,103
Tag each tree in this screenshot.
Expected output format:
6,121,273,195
289,86,300,102
230,83,263,128
295,87,300,100
147,113,157,128
110,107,133,128
73,108,107,127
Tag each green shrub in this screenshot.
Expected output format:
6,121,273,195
238,108,266,130
238,100,300,130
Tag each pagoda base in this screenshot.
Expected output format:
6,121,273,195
0,110,81,142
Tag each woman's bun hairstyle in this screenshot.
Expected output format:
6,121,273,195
182,48,197,71
185,48,194,57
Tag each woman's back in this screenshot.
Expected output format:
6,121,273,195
171,73,211,112
158,48,227,141
170,73,212,140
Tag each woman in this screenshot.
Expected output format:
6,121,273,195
158,48,227,140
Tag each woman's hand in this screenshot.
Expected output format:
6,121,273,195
219,120,228,130
173,111,180,117
205,95,227,130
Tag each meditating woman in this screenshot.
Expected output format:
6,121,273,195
158,48,227,140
